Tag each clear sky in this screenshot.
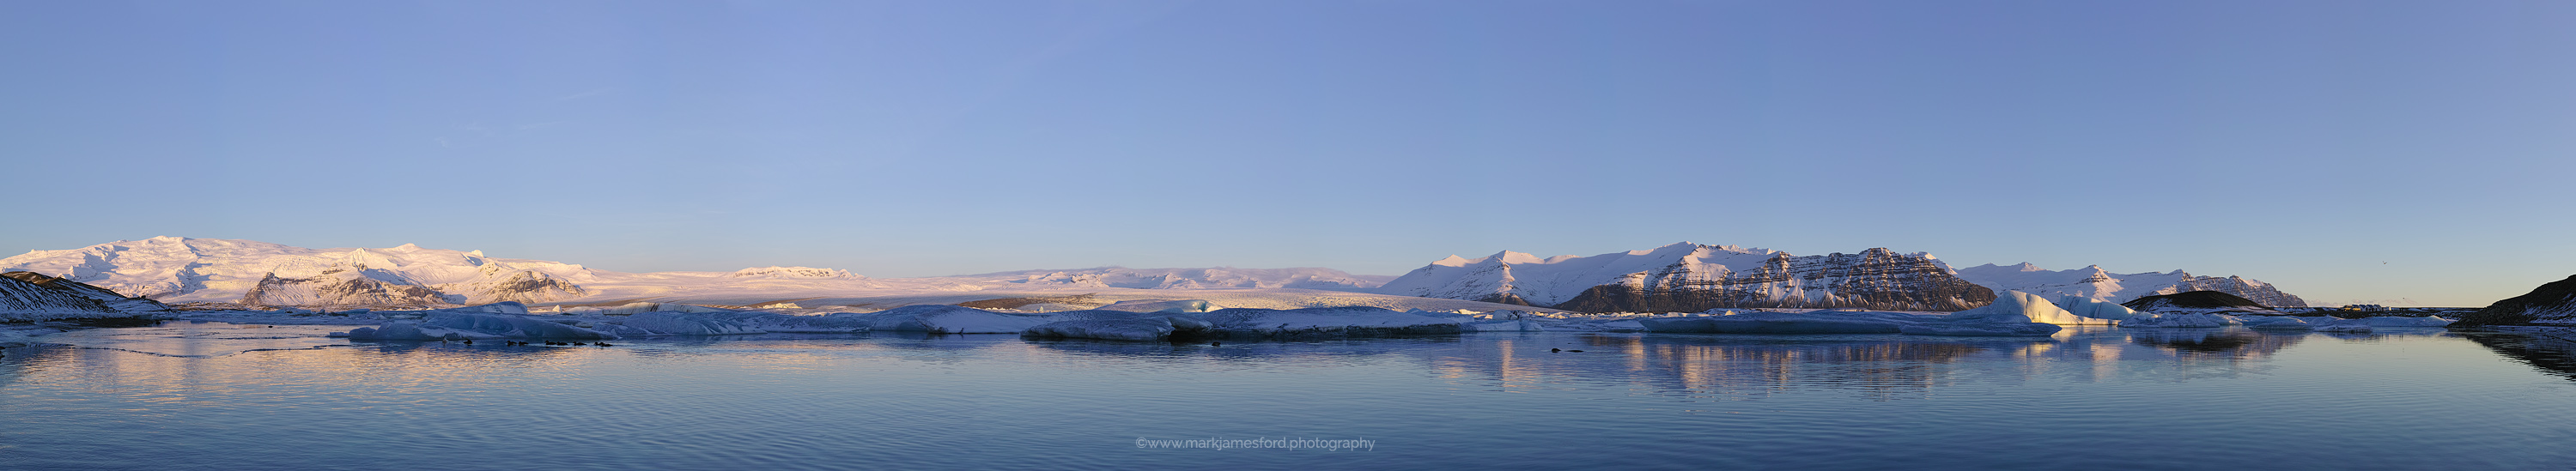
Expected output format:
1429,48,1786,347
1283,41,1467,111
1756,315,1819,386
4,1,2571,306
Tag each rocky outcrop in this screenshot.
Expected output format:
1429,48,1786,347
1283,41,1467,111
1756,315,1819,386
2,270,173,321
1382,243,1994,313
2,270,173,315
2451,275,2576,327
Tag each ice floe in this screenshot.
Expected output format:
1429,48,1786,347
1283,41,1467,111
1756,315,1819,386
845,305,1056,334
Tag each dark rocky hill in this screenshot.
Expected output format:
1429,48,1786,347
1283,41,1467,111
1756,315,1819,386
2451,275,2576,327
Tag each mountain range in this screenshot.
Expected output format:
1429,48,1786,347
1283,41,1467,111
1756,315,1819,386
0,237,1486,312
2,237,2312,314
1377,242,2311,312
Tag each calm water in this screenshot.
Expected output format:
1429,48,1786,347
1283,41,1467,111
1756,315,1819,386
5,323,2576,470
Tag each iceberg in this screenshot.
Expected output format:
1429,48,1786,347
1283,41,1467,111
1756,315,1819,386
2054,295,2145,322
604,311,767,336
561,302,734,316
1093,299,1221,313
2236,316,2316,330
1022,313,1215,341
1953,291,2114,325
1460,319,1548,332
345,312,617,341
696,311,873,333
845,305,1056,334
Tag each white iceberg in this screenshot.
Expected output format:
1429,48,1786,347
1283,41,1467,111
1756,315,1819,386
2054,295,2145,322
1955,291,2114,325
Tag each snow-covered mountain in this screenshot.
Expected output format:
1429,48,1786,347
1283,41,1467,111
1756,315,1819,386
0,237,1504,312
1376,243,1995,312
1951,263,2308,308
1,237,603,308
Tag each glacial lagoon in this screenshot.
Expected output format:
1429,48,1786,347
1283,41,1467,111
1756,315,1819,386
5,323,2576,470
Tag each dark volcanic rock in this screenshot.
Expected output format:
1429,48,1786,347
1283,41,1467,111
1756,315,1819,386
1552,249,1995,313
2121,291,2267,311
2,270,173,314
2451,275,2576,327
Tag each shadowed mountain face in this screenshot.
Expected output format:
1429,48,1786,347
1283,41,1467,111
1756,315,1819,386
2451,275,2576,327
2123,291,2267,311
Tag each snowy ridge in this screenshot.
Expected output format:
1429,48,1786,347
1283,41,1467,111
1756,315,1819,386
1952,263,2308,307
1377,242,1994,312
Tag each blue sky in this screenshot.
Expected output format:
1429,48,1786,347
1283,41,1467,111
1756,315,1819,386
4,1,2571,306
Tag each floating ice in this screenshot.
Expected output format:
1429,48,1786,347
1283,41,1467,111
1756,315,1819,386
847,305,1056,334
2054,295,2145,322
1094,299,1221,313
2237,316,2316,330
603,311,767,336
1460,319,1548,332
1023,312,1215,341
560,302,733,316
1952,291,2113,326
